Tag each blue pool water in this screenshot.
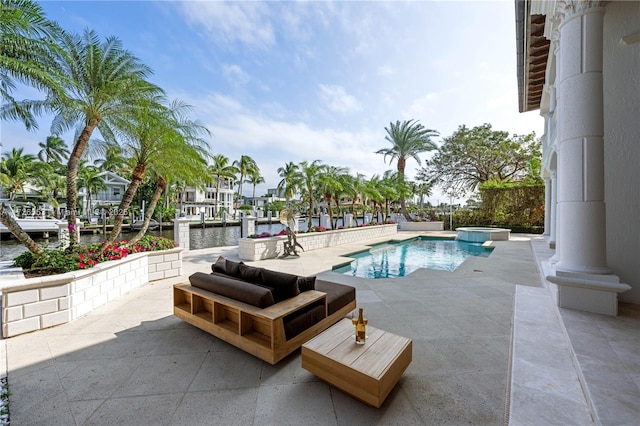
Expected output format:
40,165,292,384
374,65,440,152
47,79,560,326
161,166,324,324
332,237,493,279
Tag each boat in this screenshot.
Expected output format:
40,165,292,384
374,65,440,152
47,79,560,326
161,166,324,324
0,202,64,235
130,219,160,231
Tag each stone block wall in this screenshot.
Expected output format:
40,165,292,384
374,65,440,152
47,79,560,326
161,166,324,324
238,224,398,261
2,248,183,338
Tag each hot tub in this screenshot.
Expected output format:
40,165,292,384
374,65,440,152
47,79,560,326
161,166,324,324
456,227,511,242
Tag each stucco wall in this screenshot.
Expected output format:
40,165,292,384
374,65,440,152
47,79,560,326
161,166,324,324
603,1,640,303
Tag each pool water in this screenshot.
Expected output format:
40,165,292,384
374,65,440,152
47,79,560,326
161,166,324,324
332,237,493,278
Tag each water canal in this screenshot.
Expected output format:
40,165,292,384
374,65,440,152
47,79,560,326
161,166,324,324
0,218,344,262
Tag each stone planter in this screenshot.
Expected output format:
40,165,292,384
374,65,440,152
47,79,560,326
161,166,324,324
398,221,444,231
238,224,398,261
1,247,183,338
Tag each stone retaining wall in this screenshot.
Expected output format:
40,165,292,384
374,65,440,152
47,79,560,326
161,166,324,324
2,248,183,338
238,224,398,261
399,221,444,231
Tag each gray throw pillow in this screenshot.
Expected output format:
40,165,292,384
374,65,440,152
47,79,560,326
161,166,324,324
225,259,244,277
238,263,264,284
212,256,226,274
261,269,300,302
297,276,316,292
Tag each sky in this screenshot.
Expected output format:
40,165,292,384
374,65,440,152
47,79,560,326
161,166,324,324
2,0,544,205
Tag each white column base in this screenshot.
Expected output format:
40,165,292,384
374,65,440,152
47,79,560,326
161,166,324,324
546,269,631,316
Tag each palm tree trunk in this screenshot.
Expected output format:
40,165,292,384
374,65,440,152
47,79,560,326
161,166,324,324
66,121,98,248
215,176,221,218
400,197,412,221
307,190,314,229
96,163,145,255
0,204,44,256
130,177,166,244
325,193,333,229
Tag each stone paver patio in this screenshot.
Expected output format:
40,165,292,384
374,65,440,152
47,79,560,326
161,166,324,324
3,232,638,425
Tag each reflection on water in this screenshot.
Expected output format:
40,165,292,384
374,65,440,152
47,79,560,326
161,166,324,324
0,218,337,262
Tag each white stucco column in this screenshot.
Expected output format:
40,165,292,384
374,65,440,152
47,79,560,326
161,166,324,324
547,2,629,315
549,171,557,250
543,177,551,237
555,4,608,274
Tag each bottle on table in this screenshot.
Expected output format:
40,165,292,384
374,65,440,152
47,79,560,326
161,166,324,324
354,307,367,345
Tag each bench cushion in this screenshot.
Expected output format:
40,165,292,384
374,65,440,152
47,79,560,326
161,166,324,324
315,280,356,315
283,302,326,340
189,272,275,308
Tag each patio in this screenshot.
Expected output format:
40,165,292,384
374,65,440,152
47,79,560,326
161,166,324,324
2,232,638,425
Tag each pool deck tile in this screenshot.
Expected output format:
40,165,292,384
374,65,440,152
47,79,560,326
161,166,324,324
3,231,638,425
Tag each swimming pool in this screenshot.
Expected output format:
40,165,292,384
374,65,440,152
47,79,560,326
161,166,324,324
332,237,493,278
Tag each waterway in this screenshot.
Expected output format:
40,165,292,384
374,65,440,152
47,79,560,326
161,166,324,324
0,217,352,262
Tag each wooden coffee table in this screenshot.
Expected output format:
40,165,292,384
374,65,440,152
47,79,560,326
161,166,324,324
301,318,412,408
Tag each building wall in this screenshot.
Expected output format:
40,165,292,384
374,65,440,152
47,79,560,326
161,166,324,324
603,1,640,303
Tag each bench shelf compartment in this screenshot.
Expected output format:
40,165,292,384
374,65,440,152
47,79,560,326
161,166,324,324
173,282,355,364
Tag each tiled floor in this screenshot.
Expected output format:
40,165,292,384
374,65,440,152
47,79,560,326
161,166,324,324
3,232,639,425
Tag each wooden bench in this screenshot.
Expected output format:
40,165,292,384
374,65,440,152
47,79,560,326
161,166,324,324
173,282,356,364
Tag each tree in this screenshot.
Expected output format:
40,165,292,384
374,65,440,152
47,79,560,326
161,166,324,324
317,164,349,229
232,155,258,218
0,0,63,130
93,142,128,175
277,161,301,203
77,165,106,219
0,147,36,200
344,173,366,225
32,161,66,218
376,119,438,221
130,140,209,244
0,202,43,255
46,29,163,248
362,174,384,221
95,98,210,253
208,154,237,217
37,135,69,164
379,170,400,221
418,123,541,194
245,170,265,213
298,160,322,229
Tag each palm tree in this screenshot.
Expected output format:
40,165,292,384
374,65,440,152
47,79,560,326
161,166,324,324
37,135,69,164
298,160,322,229
0,147,37,200
245,170,265,214
363,174,384,222
93,142,128,175
380,170,400,221
346,173,366,225
95,98,210,253
376,119,438,221
0,0,63,130
277,161,301,203
317,164,348,229
232,155,258,218
44,29,163,248
130,138,209,244
77,165,106,219
208,154,237,218
31,161,66,218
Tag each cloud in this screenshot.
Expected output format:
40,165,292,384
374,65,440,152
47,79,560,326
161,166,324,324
177,1,275,49
222,64,250,85
318,84,361,114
